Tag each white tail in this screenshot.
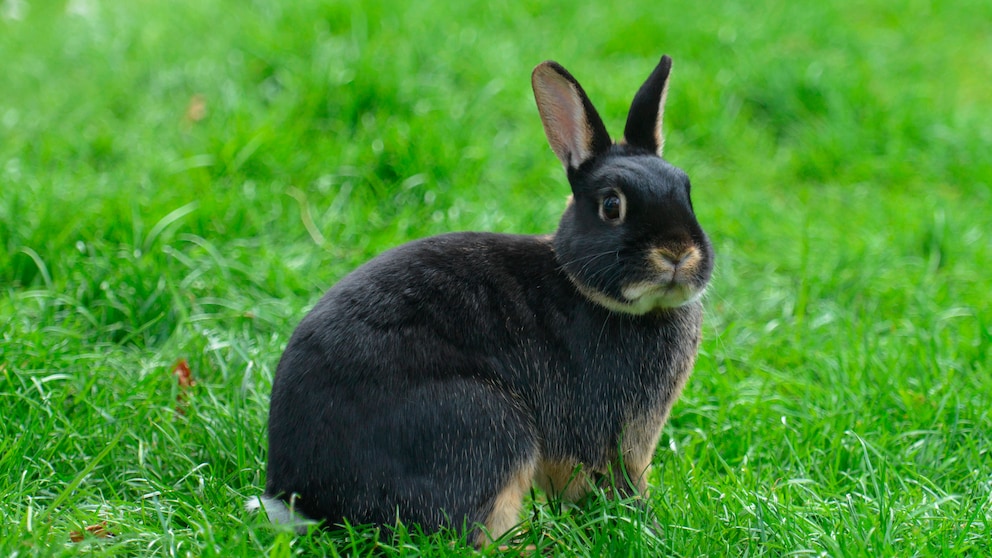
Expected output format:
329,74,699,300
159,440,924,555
245,495,314,534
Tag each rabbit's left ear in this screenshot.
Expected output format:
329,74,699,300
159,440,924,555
532,61,612,171
622,55,673,157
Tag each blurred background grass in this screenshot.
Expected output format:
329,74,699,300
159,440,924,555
1,0,990,555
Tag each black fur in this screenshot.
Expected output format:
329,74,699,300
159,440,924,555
261,55,713,540
623,55,673,154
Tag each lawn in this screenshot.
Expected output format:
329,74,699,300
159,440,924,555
1,0,990,555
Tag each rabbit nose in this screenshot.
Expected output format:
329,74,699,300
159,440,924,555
652,245,700,271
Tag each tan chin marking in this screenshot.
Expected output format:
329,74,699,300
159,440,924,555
622,281,705,309
569,279,657,315
570,280,699,315
565,268,704,315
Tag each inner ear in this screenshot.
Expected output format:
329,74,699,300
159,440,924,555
622,55,673,156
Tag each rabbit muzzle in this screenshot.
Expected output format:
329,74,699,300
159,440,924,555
648,244,705,278
617,244,708,309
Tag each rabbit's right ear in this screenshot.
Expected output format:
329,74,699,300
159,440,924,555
622,55,673,156
532,61,612,171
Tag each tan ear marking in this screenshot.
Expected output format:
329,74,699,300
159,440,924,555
654,75,670,157
622,55,674,157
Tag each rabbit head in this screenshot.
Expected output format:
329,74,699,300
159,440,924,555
533,56,713,315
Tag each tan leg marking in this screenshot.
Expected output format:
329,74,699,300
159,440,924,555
478,458,538,546
618,356,696,495
618,416,664,496
535,459,596,502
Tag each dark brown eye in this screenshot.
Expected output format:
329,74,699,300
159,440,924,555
601,194,622,222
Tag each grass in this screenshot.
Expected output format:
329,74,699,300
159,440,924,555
1,0,990,555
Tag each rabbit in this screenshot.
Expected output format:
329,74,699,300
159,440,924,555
251,54,713,546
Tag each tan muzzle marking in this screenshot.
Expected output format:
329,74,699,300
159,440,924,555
650,245,701,274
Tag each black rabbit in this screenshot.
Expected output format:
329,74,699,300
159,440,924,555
251,55,713,545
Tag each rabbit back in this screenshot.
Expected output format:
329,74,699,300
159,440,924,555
265,233,554,536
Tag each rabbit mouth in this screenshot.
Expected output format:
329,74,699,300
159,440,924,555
567,274,703,315
621,279,703,310
563,249,707,314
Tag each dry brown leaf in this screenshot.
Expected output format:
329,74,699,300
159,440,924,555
69,521,114,542
173,358,196,414
174,358,195,389
183,94,207,125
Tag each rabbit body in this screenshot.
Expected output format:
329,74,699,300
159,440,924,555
260,56,713,544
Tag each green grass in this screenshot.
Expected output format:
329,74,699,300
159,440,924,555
2,0,990,555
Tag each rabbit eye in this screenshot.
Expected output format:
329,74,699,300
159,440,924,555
600,194,623,222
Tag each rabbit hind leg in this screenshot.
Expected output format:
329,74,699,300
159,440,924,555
535,459,596,502
475,456,538,546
